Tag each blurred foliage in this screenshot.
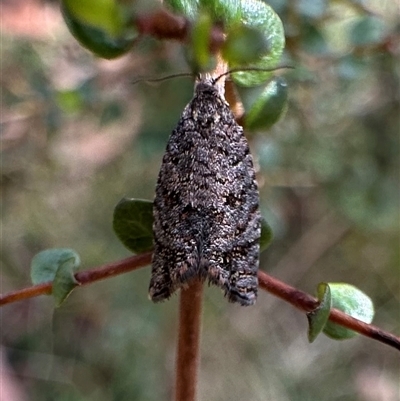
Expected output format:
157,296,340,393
61,1,137,59
169,0,286,84
1,1,399,401
166,0,243,24
187,11,217,71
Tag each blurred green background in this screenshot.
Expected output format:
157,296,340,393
1,0,399,400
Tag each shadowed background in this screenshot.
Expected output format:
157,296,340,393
1,0,399,400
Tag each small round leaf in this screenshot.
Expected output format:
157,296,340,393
307,282,331,343
230,0,285,87
61,2,137,59
222,24,270,65
113,198,154,253
31,248,80,285
240,76,288,131
53,258,80,307
323,283,375,340
63,0,125,38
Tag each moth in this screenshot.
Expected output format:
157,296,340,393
149,76,261,306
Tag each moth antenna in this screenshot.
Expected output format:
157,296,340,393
212,65,294,85
132,72,193,86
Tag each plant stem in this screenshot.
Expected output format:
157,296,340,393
134,8,225,50
1,255,399,352
0,252,152,306
258,270,400,351
175,280,203,401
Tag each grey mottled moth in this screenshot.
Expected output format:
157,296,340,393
149,76,261,306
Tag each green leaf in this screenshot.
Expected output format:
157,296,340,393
53,258,80,307
350,16,386,46
189,12,216,72
260,217,273,252
307,282,331,343
31,248,80,285
323,283,375,340
200,0,242,25
165,0,200,20
61,2,137,59
63,0,125,38
166,0,285,84
165,0,241,25
240,76,288,131
222,24,270,65
113,198,154,253
230,0,285,87
31,249,81,306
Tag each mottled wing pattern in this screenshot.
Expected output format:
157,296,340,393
149,80,261,306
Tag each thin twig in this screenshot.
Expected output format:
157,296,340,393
1,253,399,351
175,280,203,401
258,270,400,351
0,252,152,306
134,8,189,40
134,8,224,51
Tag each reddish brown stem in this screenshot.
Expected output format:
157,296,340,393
0,282,53,305
134,8,225,51
258,270,400,351
0,252,152,306
76,252,152,284
135,8,188,40
175,280,203,401
1,254,399,352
